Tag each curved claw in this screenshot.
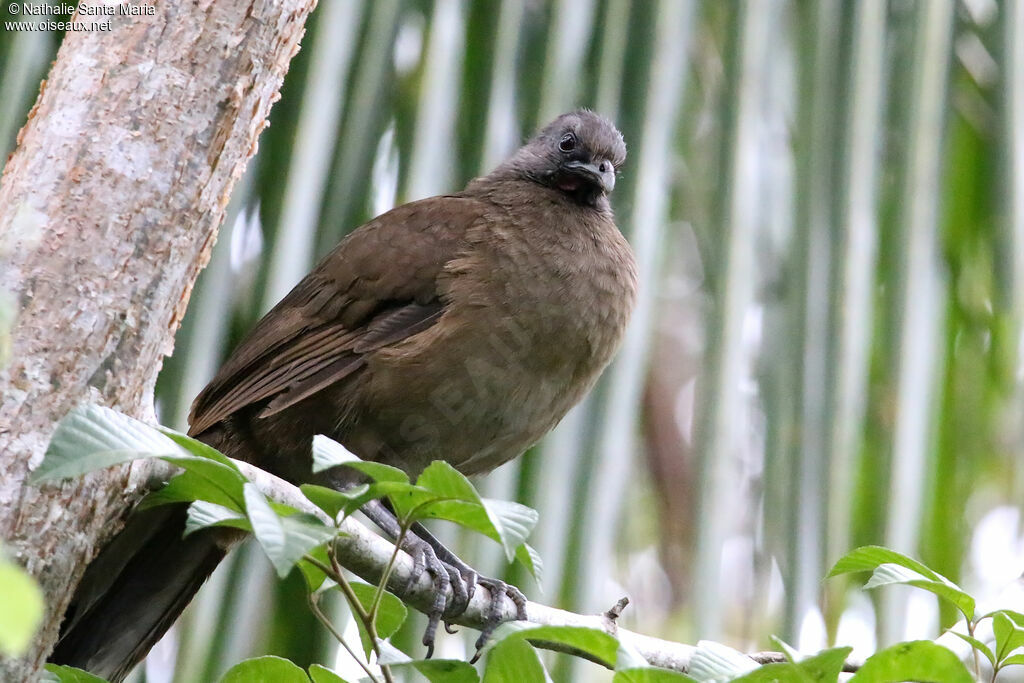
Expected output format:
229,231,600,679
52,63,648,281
443,563,469,617
469,577,528,661
442,565,477,620
399,535,452,658
393,525,526,661
462,567,479,606
420,557,451,658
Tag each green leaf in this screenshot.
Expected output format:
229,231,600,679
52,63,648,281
307,664,350,683
1002,653,1024,666
158,428,240,470
860,564,975,621
131,429,245,511
142,467,244,511
302,481,427,520
727,648,851,683
414,497,537,562
358,583,408,639
998,609,1024,626
405,496,477,523
726,644,852,682
614,668,697,682
41,664,110,682
244,484,335,577
486,623,619,669
827,546,942,582
946,631,995,667
993,610,1024,662
312,435,407,482
483,636,546,683
481,499,539,562
311,449,540,562
793,646,853,680
246,483,290,575
33,405,248,518
767,636,800,663
160,456,247,510
218,655,310,682
33,404,185,483
687,641,758,681
0,550,43,657
300,483,361,519
347,581,408,659
417,460,480,500
406,463,539,561
728,663,815,682
280,515,337,570
384,484,449,522
393,660,481,683
376,643,480,683
357,482,431,517
515,542,544,591
311,449,538,560
311,435,358,473
298,545,333,593
184,501,251,536
849,641,972,683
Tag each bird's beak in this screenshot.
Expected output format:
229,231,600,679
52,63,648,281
563,159,616,194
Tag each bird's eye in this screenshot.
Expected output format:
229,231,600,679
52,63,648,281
559,133,576,153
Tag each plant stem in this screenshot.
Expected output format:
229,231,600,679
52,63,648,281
302,551,394,683
303,554,372,622
968,619,983,680
307,593,380,683
370,519,410,621
326,542,396,683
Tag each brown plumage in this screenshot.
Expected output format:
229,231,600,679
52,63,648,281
52,109,637,681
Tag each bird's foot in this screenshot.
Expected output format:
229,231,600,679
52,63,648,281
397,530,526,661
400,535,471,658
423,550,527,659
441,563,477,630
468,577,528,663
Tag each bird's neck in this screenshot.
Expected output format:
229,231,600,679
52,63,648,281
463,172,613,216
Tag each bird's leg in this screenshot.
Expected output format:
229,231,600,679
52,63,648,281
360,499,461,657
363,500,527,657
406,520,477,615
382,500,528,628
406,519,528,657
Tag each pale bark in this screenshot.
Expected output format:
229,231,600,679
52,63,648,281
0,1,317,678
219,458,864,675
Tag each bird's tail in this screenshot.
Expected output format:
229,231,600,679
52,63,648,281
49,503,234,682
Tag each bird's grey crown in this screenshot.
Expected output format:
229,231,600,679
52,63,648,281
489,109,627,194
538,109,627,168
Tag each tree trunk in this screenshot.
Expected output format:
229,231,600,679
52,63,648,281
0,1,317,678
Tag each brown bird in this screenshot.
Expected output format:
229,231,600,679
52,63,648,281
51,109,637,681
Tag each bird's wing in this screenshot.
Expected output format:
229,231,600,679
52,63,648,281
187,196,483,436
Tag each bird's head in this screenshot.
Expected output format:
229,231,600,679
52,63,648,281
503,110,626,208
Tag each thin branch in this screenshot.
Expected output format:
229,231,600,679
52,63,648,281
368,519,409,623
143,459,863,675
326,542,395,683
307,592,381,683
968,619,983,681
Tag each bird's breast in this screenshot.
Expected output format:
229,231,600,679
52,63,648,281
435,206,637,410
353,205,637,476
